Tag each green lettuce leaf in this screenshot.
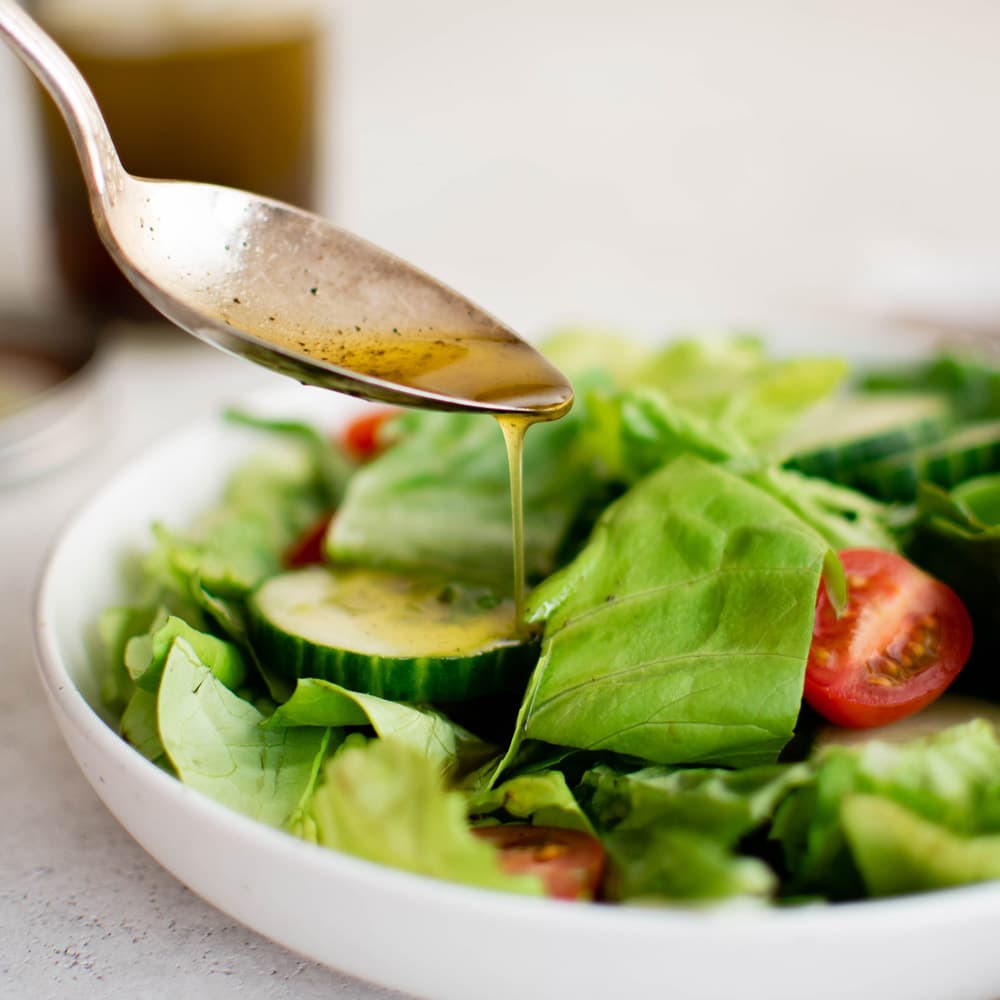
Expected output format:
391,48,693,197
95,605,159,717
310,737,543,895
513,454,833,769
328,403,602,591
579,761,809,902
223,409,355,503
601,827,776,902
542,333,847,451
158,639,332,828
582,761,812,842
582,386,752,485
773,721,1000,899
842,794,1000,897
467,770,595,834
146,441,332,607
265,677,494,780
634,336,848,446
119,688,167,765
125,613,247,693
539,328,652,385
748,467,899,552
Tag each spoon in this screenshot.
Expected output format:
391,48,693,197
0,1,572,417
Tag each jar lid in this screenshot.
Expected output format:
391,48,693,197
0,312,104,484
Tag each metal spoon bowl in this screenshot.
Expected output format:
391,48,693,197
0,1,572,417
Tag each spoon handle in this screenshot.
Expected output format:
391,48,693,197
0,0,124,206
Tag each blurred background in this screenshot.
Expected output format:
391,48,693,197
3,0,1000,341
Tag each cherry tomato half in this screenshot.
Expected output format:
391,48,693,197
342,409,398,461
471,825,606,901
805,548,973,728
284,511,334,568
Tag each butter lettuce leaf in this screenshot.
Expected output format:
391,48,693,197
120,688,167,765
580,761,809,902
125,613,247,693
311,737,543,895
582,761,812,842
748,467,899,552
223,409,355,502
773,721,1000,899
147,440,332,608
514,454,833,768
582,386,752,485
95,605,158,717
540,328,652,385
634,336,848,447
602,827,776,902
554,334,845,480
265,677,494,780
468,770,595,834
843,794,1000,897
328,402,603,591
158,640,332,828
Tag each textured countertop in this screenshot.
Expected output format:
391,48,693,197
1,331,404,999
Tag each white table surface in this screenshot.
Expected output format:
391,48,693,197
1,331,405,999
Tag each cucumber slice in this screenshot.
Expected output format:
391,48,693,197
248,566,536,702
853,420,1000,501
782,393,951,483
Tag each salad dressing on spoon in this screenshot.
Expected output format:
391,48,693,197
0,0,573,625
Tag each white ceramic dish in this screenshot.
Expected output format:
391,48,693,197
35,380,1000,1000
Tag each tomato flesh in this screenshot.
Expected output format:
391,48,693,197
471,825,606,900
342,409,397,461
805,548,973,728
284,511,334,568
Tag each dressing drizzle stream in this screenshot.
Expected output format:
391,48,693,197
497,415,531,630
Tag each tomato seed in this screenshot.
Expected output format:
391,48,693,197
534,844,567,861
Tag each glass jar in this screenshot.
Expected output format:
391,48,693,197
33,0,326,323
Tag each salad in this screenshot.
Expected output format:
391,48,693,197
95,333,1000,905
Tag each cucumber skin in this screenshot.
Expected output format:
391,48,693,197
785,416,951,484
246,600,538,703
853,423,1000,502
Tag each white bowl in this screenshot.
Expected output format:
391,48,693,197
35,382,1000,1000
